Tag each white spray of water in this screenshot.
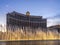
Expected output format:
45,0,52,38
0,26,60,40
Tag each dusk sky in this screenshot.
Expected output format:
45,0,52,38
0,0,60,27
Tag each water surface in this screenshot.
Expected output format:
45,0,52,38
0,40,60,45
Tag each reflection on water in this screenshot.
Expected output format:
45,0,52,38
0,41,60,45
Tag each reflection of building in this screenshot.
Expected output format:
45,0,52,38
48,25,60,33
7,11,47,31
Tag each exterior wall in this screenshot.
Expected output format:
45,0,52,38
48,25,60,33
6,11,47,31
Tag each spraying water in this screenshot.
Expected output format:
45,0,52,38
0,25,60,40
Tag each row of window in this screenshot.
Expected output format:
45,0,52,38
7,14,45,22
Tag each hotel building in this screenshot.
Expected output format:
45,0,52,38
6,11,47,31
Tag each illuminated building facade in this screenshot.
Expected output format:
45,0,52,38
6,11,47,31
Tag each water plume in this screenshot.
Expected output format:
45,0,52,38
0,26,60,40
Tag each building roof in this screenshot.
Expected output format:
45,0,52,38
7,11,42,19
48,25,60,29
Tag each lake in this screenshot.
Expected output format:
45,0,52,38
0,40,60,45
